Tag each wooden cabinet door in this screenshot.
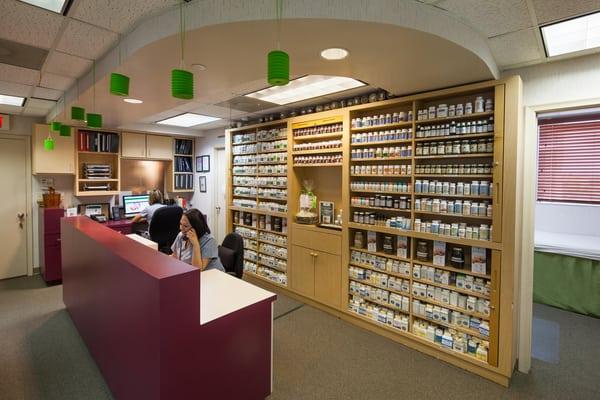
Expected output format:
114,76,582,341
290,245,315,298
121,132,146,158
146,135,172,160
314,251,341,308
32,123,75,174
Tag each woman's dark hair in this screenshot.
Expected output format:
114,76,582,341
184,208,210,237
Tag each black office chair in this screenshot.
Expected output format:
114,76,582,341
149,206,183,254
218,233,244,278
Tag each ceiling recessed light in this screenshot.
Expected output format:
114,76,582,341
18,0,68,14
245,75,365,105
0,94,26,107
156,113,221,127
124,98,143,104
192,63,207,71
320,48,349,60
541,11,600,57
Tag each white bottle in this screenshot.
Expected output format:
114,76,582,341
475,96,484,113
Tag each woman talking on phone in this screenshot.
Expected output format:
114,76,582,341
171,208,225,272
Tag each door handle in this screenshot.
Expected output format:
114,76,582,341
17,212,25,229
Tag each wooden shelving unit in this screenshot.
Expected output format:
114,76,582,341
168,138,195,192
74,128,121,196
227,121,289,286
227,77,522,386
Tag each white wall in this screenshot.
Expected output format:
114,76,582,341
503,53,600,237
190,129,226,227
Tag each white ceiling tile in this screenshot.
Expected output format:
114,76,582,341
0,81,32,97
72,0,179,33
489,28,544,68
44,50,92,78
33,86,62,100
0,63,40,85
437,0,533,37
22,107,48,117
40,73,74,91
0,1,64,49
27,98,56,109
0,104,23,115
533,0,600,24
56,20,118,60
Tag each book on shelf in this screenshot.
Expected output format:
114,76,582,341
78,130,119,152
175,139,193,155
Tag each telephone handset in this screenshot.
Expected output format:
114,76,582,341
91,214,108,223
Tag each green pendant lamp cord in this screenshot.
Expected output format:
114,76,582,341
276,0,282,50
180,1,186,69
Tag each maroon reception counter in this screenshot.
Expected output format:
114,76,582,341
61,216,276,400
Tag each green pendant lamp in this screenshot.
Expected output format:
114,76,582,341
110,73,129,96
171,1,194,100
59,124,71,137
172,69,193,99
268,0,289,86
71,106,85,120
87,113,102,128
268,50,289,85
50,121,62,132
44,135,55,151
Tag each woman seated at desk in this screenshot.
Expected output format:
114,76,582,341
171,208,225,272
131,189,165,226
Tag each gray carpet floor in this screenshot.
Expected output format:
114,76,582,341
1,275,598,399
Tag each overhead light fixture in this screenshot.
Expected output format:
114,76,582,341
156,113,221,127
123,98,143,104
541,11,600,57
191,63,207,71
321,48,349,60
18,0,68,14
0,94,26,107
245,75,365,105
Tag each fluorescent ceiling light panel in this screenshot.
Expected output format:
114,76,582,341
541,11,600,57
156,113,221,127
19,0,68,14
124,98,143,104
0,94,26,106
245,75,365,105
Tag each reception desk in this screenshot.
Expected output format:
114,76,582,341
61,217,276,399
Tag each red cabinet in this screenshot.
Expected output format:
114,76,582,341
39,208,65,282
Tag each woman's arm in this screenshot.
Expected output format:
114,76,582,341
131,213,145,223
187,229,209,270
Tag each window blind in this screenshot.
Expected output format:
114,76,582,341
537,120,600,204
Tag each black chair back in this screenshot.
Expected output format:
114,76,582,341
149,206,183,254
219,233,244,278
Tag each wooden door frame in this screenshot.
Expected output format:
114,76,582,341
518,97,600,373
0,133,33,276
212,145,226,242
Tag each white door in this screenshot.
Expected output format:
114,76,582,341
213,147,227,244
0,136,28,279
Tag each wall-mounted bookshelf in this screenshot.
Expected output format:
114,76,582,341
75,129,120,196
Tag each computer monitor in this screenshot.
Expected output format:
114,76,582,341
122,194,150,218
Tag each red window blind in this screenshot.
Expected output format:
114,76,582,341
537,120,600,204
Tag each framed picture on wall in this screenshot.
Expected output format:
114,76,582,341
196,156,202,172
201,155,210,172
199,176,207,193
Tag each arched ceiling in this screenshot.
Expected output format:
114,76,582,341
51,0,500,134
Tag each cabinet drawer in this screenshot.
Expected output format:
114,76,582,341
291,225,341,255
